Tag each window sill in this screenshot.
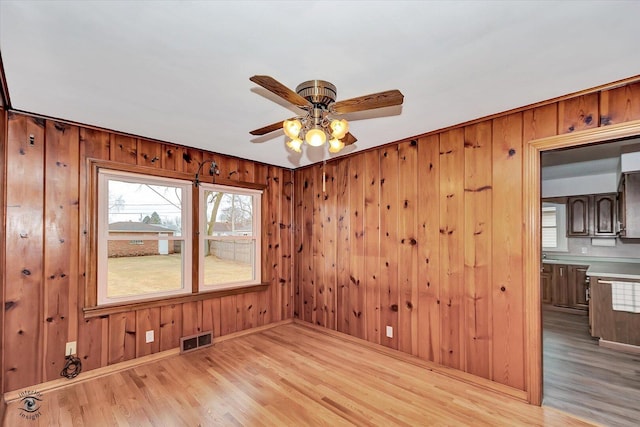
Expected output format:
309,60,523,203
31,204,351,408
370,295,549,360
83,282,269,318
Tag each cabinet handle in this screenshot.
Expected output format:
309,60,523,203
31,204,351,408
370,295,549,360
560,267,563,277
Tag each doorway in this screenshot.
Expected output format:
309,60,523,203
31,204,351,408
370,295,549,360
524,120,640,422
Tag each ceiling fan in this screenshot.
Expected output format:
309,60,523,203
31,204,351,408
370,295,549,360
249,75,404,153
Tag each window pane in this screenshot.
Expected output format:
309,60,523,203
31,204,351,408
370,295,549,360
203,240,254,285
541,207,557,227
203,191,254,237
108,179,184,234
542,228,557,248
107,240,184,298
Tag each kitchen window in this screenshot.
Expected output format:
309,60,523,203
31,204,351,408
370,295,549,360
542,202,568,252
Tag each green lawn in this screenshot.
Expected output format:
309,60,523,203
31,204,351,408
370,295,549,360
107,254,253,298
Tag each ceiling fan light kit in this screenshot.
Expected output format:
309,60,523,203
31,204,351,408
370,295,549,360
249,75,404,155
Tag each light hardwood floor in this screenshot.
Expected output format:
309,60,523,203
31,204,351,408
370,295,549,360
543,309,640,426
5,322,591,426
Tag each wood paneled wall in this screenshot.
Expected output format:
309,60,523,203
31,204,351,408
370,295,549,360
2,112,294,392
293,80,640,392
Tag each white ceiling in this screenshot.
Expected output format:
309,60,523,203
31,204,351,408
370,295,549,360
2,1,640,169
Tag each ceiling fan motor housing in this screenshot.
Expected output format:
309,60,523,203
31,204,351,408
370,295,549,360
296,80,337,107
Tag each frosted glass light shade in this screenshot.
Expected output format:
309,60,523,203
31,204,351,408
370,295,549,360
328,138,345,153
283,119,302,138
305,128,326,147
330,119,349,139
286,138,303,153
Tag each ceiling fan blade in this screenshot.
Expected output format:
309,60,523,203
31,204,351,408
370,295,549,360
250,120,285,136
340,132,357,145
332,89,404,114
250,75,312,109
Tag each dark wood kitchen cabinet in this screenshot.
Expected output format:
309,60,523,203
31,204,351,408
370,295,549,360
551,264,570,307
594,193,617,236
543,263,589,311
541,264,552,304
569,265,589,309
618,172,640,238
567,196,589,236
565,193,617,237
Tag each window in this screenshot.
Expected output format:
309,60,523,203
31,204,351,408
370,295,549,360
97,169,192,305
542,202,568,252
199,184,262,290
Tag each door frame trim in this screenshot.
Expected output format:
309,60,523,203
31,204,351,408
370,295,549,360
524,119,640,405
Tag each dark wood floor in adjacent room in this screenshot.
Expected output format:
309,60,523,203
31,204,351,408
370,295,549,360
543,309,640,426
5,321,590,426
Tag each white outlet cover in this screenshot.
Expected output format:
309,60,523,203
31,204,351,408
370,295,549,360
386,326,393,338
145,330,154,343
65,341,77,356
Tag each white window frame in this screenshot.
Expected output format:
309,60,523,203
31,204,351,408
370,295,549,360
97,169,192,305
199,183,262,290
542,202,568,252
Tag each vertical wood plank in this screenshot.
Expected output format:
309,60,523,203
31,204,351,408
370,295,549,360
492,112,525,390
110,134,137,164
43,120,80,381
293,169,304,320
77,317,104,371
108,312,136,364
322,162,337,330
281,169,294,320
348,155,365,339
201,298,221,338
313,164,325,326
600,82,640,126
335,159,351,333
181,147,203,174
181,301,202,336
4,114,45,391
254,163,271,326
439,128,465,370
523,104,558,142
135,308,161,357
160,304,183,351
238,293,258,331
363,151,381,344
162,144,181,172
417,134,440,363
0,108,5,395
237,158,256,183
397,140,419,355
301,168,315,323
557,93,599,134
379,146,399,350
463,122,493,378
218,154,239,181
268,166,282,324
220,295,238,335
137,138,162,168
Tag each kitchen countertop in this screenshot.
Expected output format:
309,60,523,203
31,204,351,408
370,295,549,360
542,257,640,280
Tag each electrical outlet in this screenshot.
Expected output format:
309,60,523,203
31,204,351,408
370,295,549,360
386,326,393,338
65,341,77,356
581,246,588,254
145,330,154,343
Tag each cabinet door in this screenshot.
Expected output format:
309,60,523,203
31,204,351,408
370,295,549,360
552,264,569,307
623,172,640,238
594,193,616,236
541,272,552,304
569,265,589,310
567,196,589,236
541,264,552,304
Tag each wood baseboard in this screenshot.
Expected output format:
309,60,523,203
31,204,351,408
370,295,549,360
3,318,293,404
292,319,528,403
599,339,640,355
